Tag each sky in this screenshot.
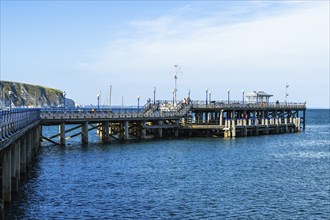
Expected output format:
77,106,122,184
1,0,329,108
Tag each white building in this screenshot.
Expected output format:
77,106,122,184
245,91,273,104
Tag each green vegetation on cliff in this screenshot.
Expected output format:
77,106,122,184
0,81,74,108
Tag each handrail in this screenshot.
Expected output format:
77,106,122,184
0,109,41,143
190,100,306,109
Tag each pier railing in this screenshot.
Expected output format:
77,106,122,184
40,107,185,120
190,100,306,109
0,109,41,143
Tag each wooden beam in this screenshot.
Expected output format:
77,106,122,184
41,136,59,145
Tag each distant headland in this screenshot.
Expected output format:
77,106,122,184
0,81,75,108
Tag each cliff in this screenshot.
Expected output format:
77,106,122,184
0,81,75,108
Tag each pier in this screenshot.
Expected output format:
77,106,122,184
0,100,306,205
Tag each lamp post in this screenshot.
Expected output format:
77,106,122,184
153,87,156,104
227,89,230,104
172,90,175,106
242,90,245,105
205,88,208,106
8,91,13,110
188,89,191,104
63,91,66,110
209,91,211,103
137,95,140,112
97,93,100,111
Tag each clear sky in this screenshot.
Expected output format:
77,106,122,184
1,1,329,108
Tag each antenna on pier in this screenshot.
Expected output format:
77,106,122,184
109,85,112,109
285,84,289,103
173,63,181,105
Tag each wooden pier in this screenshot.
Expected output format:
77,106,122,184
0,100,306,205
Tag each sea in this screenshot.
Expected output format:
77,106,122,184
4,109,330,219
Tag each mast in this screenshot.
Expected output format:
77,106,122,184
174,64,180,105
109,85,112,109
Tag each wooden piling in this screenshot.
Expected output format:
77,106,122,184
82,121,89,143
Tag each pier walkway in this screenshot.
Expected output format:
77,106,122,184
0,100,306,204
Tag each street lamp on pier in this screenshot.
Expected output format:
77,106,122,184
8,91,13,110
227,89,230,104
153,87,156,104
97,93,100,111
63,91,66,110
242,90,245,105
137,95,140,112
205,88,208,106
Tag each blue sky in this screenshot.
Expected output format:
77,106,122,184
1,1,329,108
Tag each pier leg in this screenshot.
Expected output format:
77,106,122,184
26,132,32,169
265,119,269,135
59,122,66,145
303,110,306,130
102,122,110,142
33,128,39,155
12,141,20,192
243,119,247,136
231,119,236,137
20,137,26,178
82,122,89,143
175,120,179,137
125,121,129,140
2,149,11,203
285,118,289,133
159,121,163,138
219,110,223,126
255,119,259,136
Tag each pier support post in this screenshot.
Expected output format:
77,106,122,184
297,118,301,132
303,110,306,130
2,148,12,203
219,110,223,126
265,119,269,135
231,120,236,137
255,119,259,136
102,122,110,142
175,120,179,137
285,118,289,133
275,118,279,134
243,119,247,136
20,137,26,177
12,141,20,192
33,127,39,155
125,121,129,140
59,122,66,145
26,132,32,169
159,121,163,138
82,121,89,143
226,120,232,138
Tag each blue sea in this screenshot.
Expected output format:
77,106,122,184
5,109,330,219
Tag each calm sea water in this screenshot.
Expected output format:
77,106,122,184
5,109,330,219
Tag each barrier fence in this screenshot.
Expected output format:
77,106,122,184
0,109,41,143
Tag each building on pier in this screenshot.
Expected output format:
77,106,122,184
245,91,273,104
